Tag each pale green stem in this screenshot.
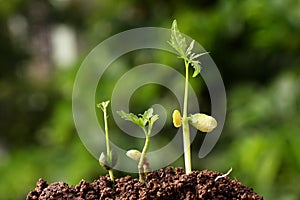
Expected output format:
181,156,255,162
138,127,150,182
103,107,114,182
182,60,192,174
108,170,114,182
103,109,110,158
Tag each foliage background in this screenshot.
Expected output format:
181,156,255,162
0,0,300,199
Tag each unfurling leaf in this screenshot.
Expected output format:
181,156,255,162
190,52,209,77
189,113,217,132
191,60,201,77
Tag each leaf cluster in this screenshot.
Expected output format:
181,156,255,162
117,108,159,130
168,20,208,77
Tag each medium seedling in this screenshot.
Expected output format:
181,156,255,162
97,100,117,183
117,108,159,182
168,20,218,174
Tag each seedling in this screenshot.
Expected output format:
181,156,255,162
168,20,217,174
97,100,117,183
117,108,159,182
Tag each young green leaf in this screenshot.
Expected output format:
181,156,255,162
186,40,194,56
117,110,143,127
190,52,209,77
168,19,209,78
138,117,146,127
117,109,156,127
149,114,159,126
141,108,154,121
168,20,187,59
191,60,201,77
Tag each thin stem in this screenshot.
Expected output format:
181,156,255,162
182,60,192,174
183,60,189,117
108,169,114,182
138,127,150,182
103,109,110,158
103,106,114,182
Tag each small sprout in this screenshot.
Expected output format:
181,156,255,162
117,108,158,182
189,113,217,133
172,110,182,128
168,19,216,174
97,100,116,183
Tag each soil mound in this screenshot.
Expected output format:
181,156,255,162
27,167,263,200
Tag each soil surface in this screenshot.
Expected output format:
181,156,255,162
27,167,263,200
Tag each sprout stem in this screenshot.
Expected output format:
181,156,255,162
108,170,114,182
182,60,192,174
138,127,150,182
118,108,158,182
102,103,114,182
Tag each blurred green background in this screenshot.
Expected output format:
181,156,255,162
1,0,300,199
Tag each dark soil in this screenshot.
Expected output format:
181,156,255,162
26,167,263,200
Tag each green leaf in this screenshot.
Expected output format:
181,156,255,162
118,108,159,129
138,117,146,127
168,19,209,78
149,114,159,126
190,52,209,77
117,110,149,127
186,40,195,56
191,60,201,77
117,110,140,126
117,110,131,120
168,20,187,59
129,113,141,125
141,108,153,120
